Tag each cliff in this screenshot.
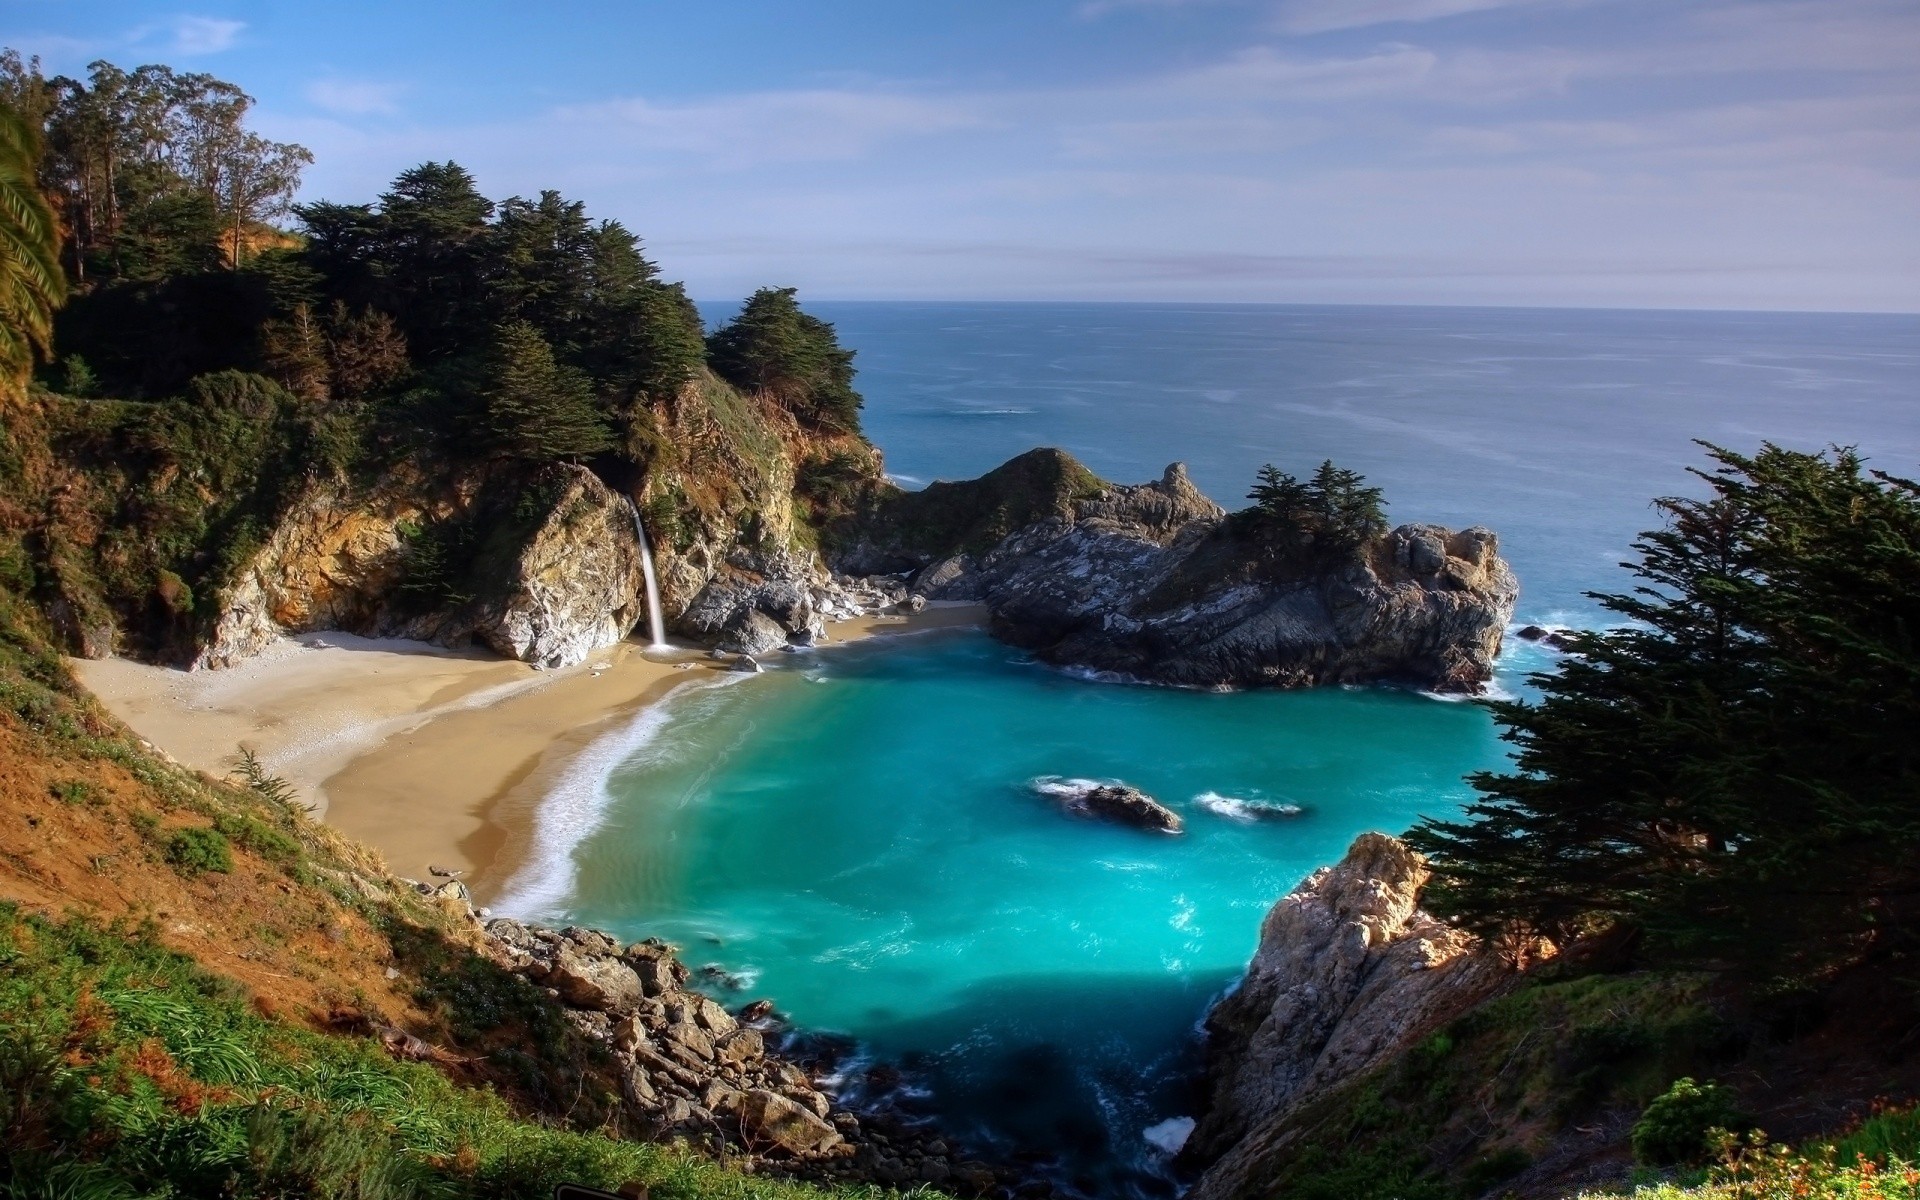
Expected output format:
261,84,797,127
194,462,647,669
1182,834,1523,1198
834,449,1519,691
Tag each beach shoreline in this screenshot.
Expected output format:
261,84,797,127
73,604,987,902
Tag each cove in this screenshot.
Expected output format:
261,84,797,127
538,629,1516,1195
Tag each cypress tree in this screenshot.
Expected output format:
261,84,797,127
478,320,612,462
707,286,861,432
1410,443,1920,979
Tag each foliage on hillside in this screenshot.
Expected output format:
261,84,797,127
1577,1106,1920,1200
0,515,913,1199
0,50,883,667
1410,444,1920,982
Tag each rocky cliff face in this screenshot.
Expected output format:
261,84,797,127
836,449,1518,691
1181,834,1524,1200
195,464,644,670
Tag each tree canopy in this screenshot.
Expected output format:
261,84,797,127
0,98,66,398
1243,459,1388,553
707,287,862,433
1409,443,1920,980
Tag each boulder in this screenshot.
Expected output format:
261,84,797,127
663,1021,715,1064
719,608,788,656
742,1088,844,1156
716,1027,765,1065
549,949,645,1013
691,995,737,1035
1079,784,1183,833
631,956,677,997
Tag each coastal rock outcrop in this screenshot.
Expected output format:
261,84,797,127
832,449,1518,692
1180,833,1530,1200
466,909,1003,1193
1034,777,1184,833
194,464,644,671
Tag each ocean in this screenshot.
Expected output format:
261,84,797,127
504,303,1920,1195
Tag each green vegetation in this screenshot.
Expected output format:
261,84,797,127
164,825,233,876
0,98,65,398
0,904,913,1200
833,447,1105,561
708,287,863,433
1411,444,1920,981
1633,1078,1751,1166
1242,459,1388,553
1578,1107,1920,1199
1232,970,1740,1200
478,321,613,462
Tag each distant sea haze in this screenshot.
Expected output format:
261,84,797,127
586,302,1918,1197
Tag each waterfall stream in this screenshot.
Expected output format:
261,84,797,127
625,498,669,649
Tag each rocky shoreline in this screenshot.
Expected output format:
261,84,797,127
407,880,1009,1194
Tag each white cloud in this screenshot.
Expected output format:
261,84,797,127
553,89,989,168
1270,0,1554,35
159,16,245,55
305,78,406,116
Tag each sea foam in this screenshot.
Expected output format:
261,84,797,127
1194,791,1303,822
492,674,750,920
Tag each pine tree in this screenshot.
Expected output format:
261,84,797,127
1410,443,1920,978
1307,459,1388,548
707,286,861,432
1247,464,1311,522
478,321,612,462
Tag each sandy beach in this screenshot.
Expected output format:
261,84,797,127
75,605,986,901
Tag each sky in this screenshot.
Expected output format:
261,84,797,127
5,0,1918,311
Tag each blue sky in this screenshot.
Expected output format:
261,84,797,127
6,1,1918,310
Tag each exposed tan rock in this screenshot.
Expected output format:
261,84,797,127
1183,833,1533,1200
549,948,645,1013
742,1088,844,1156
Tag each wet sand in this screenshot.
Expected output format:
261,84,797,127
74,606,986,899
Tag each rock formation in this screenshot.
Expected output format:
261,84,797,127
195,464,645,671
834,449,1518,692
1180,833,1528,1200
464,904,1002,1193
1035,777,1184,833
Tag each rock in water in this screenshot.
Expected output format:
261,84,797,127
1035,777,1183,833
832,450,1518,692
1180,834,1541,1200
1080,784,1183,833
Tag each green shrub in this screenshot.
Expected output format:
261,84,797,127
1633,1077,1750,1166
213,812,301,866
48,779,97,805
164,826,233,877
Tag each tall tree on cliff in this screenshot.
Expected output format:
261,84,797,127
707,287,862,433
1410,444,1920,980
478,320,612,463
0,99,66,399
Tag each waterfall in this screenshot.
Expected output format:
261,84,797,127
625,497,669,650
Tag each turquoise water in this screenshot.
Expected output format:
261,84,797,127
509,304,1918,1194
535,633,1511,1193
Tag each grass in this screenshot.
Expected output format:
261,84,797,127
0,904,920,1200
1224,969,1740,1200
